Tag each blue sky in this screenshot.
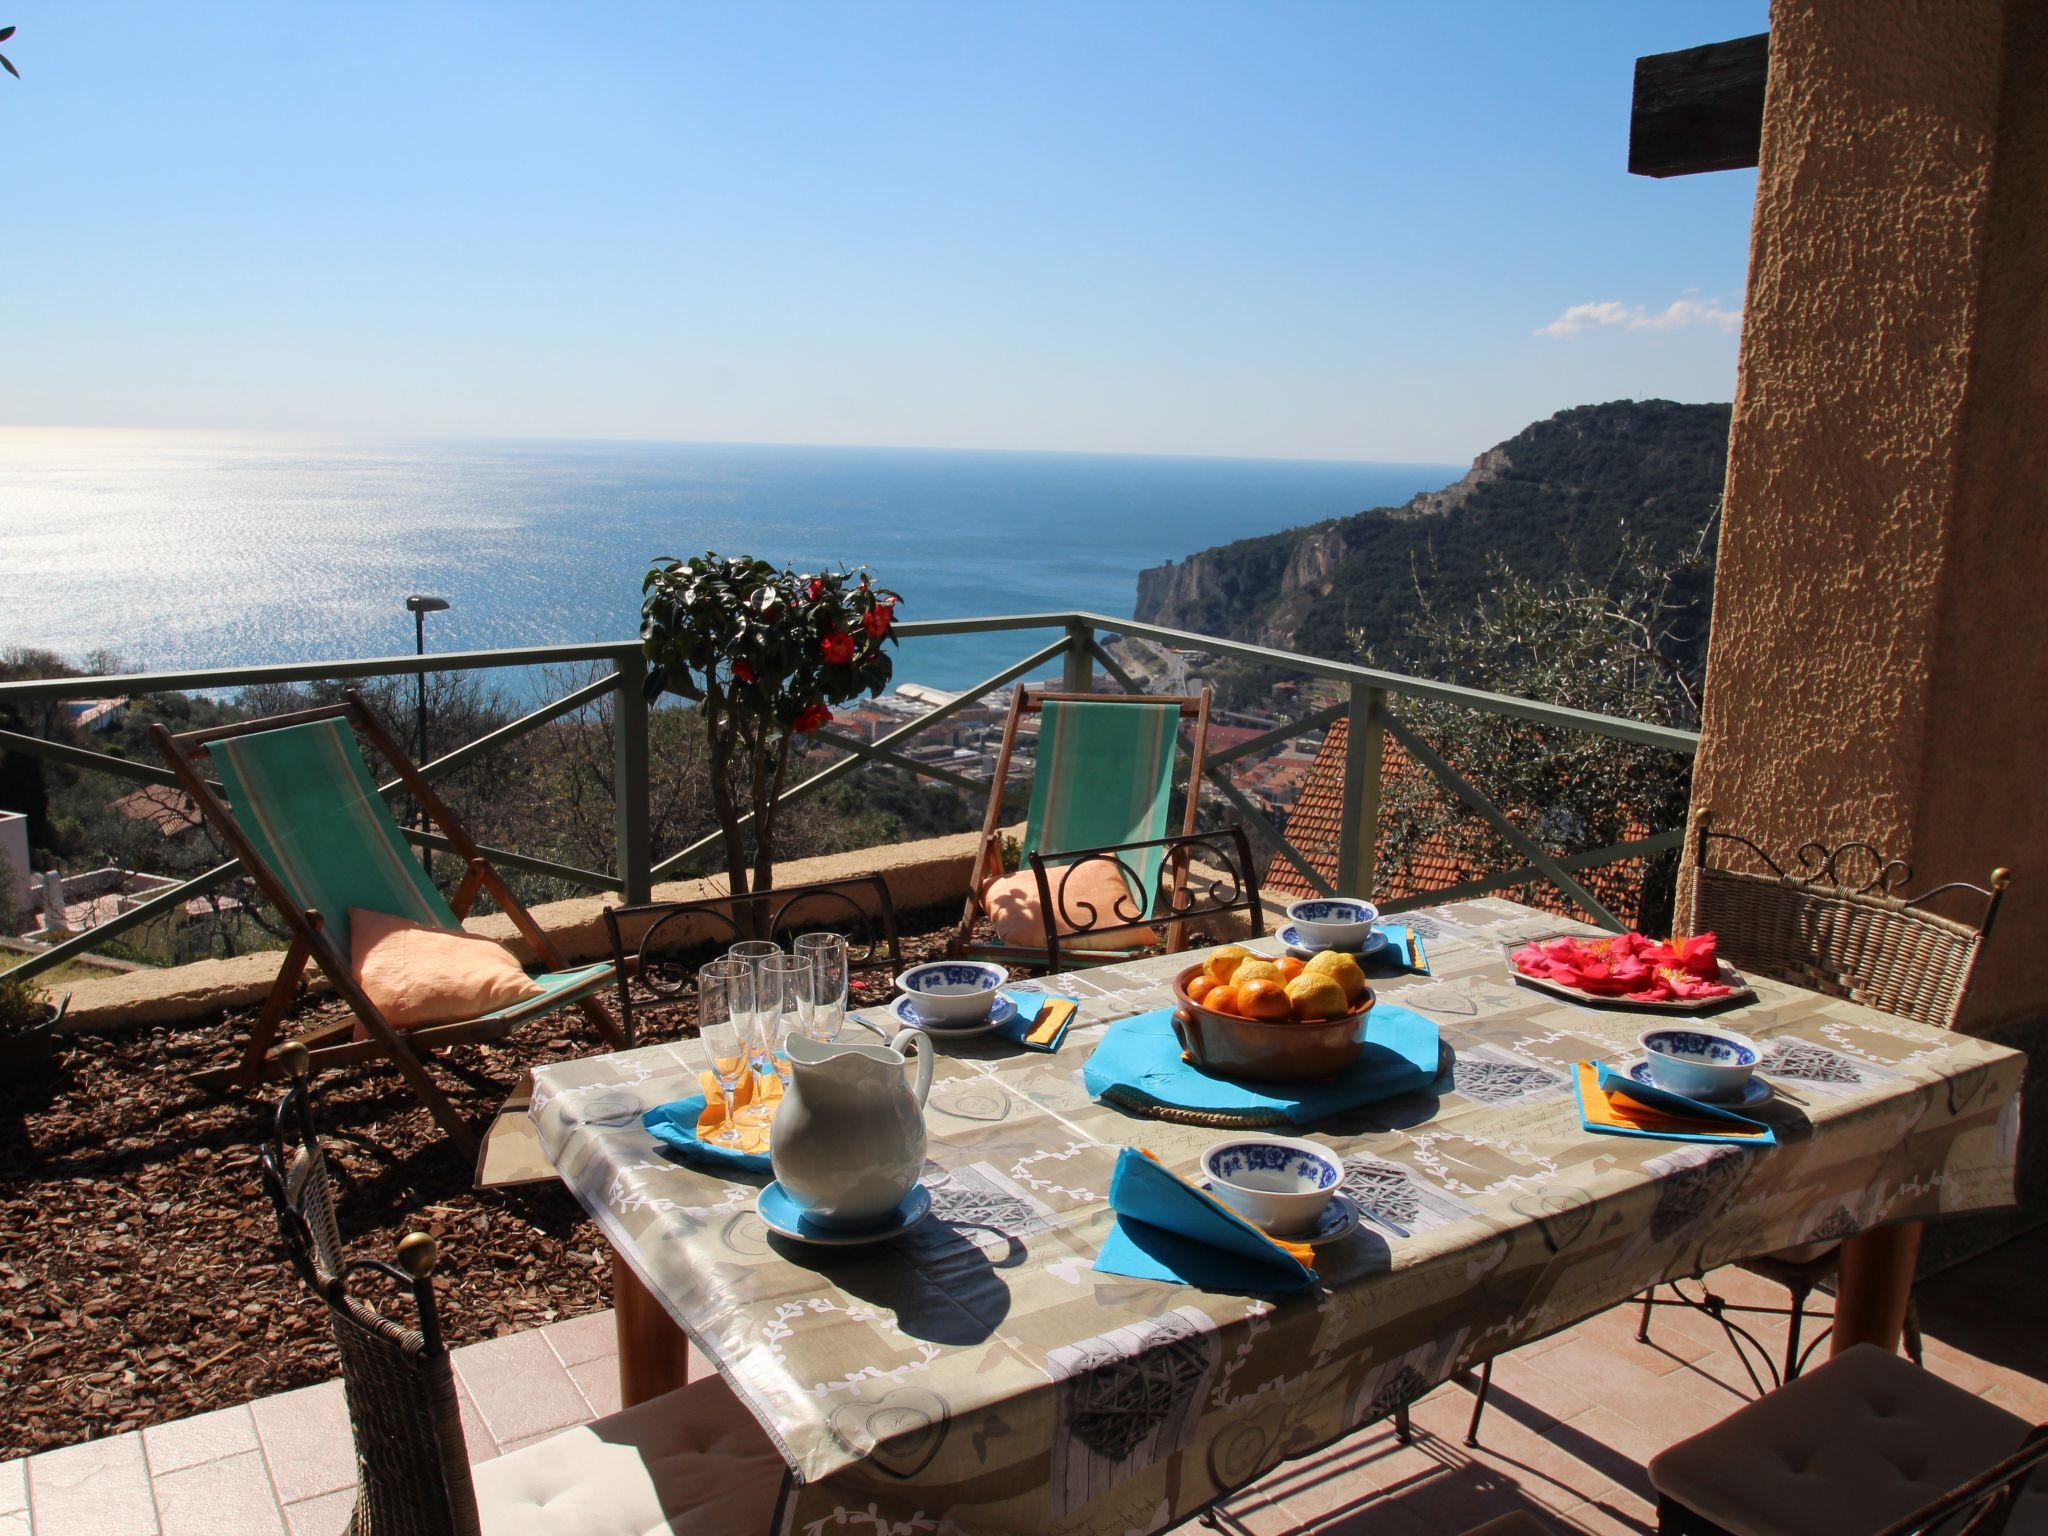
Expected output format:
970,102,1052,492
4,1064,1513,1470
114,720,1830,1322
1,1,1765,463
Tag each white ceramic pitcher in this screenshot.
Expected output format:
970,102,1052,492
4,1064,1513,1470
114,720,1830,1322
770,1026,934,1228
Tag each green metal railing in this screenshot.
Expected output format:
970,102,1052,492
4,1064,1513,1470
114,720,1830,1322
0,613,1698,983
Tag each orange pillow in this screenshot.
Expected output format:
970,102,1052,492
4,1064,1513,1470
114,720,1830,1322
347,908,545,1030
983,859,1161,953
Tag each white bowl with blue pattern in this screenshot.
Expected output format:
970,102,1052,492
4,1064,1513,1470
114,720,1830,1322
1638,1026,1762,1102
894,960,1008,1026
1200,1135,1342,1236
1284,897,1380,950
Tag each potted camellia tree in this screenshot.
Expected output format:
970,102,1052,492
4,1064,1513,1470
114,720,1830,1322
0,975,69,1077
642,554,899,911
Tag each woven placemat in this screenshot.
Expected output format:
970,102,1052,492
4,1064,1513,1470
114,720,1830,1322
1096,1085,1292,1128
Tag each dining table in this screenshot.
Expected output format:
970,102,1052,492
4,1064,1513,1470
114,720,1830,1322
527,896,2026,1536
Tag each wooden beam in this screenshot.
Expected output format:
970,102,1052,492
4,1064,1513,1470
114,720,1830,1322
1630,33,1768,179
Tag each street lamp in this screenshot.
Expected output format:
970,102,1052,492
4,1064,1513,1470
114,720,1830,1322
405,595,449,872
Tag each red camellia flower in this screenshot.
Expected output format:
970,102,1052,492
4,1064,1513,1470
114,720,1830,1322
792,702,832,733
863,602,894,639
806,578,826,602
731,660,757,685
820,631,856,664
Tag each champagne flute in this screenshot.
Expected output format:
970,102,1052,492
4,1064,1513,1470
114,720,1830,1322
726,938,782,1075
695,958,753,1147
794,932,849,1041
760,952,813,1070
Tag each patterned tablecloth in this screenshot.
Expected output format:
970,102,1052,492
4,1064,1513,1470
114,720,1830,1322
529,898,2025,1536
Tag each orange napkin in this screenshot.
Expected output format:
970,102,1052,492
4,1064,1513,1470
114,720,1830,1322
1574,1061,1771,1141
695,1067,784,1155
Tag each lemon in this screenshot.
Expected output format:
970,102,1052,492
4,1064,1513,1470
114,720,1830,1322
1285,971,1350,1021
1303,950,1368,1004
1202,945,1253,984
1228,958,1287,990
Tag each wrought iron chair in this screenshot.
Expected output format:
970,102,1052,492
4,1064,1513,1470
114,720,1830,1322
1633,811,2010,1387
601,873,905,1039
257,1042,788,1535
1648,1344,2047,1535
1463,815,2010,1448
1013,826,1266,975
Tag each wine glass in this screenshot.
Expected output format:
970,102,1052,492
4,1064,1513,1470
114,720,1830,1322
793,932,849,1041
694,958,753,1148
726,939,783,1087
760,952,813,1069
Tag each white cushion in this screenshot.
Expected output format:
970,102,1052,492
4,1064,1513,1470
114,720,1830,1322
475,1375,783,1536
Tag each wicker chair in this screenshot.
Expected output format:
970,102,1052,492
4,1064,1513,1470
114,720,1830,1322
258,1043,788,1535
1635,811,2010,1386
1463,815,2010,1449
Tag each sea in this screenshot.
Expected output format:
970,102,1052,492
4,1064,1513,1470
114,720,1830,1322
0,430,1458,699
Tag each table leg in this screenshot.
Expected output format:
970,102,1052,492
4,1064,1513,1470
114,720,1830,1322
613,1253,692,1407
1831,1220,1922,1357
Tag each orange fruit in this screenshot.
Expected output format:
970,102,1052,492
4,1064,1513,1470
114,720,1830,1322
1205,985,1241,1017
1186,974,1217,1005
1278,955,1306,980
1237,978,1293,1021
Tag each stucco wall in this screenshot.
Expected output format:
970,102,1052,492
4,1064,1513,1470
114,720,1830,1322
1691,0,2048,1039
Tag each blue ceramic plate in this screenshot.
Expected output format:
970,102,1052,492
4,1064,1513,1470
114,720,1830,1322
890,992,1018,1036
755,1181,932,1247
1627,1059,1772,1108
1279,924,1390,958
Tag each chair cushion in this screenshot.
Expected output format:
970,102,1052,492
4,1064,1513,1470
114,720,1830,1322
475,1374,784,1536
349,908,545,1030
984,860,1161,953
1648,1344,2043,1536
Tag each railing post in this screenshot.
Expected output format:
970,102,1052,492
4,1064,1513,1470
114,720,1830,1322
1062,618,1094,693
613,650,652,904
1338,683,1384,898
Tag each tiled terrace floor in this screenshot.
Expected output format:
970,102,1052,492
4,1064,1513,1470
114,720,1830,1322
6,1233,2044,1536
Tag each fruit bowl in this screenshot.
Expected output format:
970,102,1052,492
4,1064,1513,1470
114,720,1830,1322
1170,963,1375,1083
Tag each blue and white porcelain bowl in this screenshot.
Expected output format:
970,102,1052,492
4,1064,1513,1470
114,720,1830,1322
1639,1027,1762,1102
1285,898,1380,950
1200,1135,1342,1236
894,960,1008,1026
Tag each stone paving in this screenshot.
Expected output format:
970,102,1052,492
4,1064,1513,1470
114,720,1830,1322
5,1234,2044,1535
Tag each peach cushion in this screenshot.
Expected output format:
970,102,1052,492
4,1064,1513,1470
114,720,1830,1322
984,859,1161,953
347,908,544,1030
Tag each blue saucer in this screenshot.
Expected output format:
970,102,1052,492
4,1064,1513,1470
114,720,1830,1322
756,1181,932,1247
1279,924,1390,958
1627,1059,1772,1108
890,992,1018,1036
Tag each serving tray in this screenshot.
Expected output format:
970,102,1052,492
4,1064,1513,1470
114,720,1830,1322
1502,934,1755,1013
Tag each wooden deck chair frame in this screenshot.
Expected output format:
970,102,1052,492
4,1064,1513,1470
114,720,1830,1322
953,686,1215,971
152,689,623,1156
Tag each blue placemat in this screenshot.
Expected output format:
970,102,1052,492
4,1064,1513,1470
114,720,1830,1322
643,1095,772,1173
1083,1005,1441,1124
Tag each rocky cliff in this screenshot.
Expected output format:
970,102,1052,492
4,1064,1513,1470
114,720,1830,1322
1133,399,1731,663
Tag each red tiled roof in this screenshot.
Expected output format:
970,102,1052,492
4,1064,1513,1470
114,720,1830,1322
1260,717,1646,925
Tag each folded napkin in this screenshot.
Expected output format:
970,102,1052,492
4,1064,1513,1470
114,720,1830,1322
997,991,1078,1052
642,1068,783,1172
1369,924,1430,976
1094,1147,1318,1293
1083,1005,1441,1123
1574,1060,1776,1147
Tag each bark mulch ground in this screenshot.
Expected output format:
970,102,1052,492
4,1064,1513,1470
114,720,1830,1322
0,923,952,1461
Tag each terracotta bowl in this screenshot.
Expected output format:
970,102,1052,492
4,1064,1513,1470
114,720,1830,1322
1169,963,1376,1083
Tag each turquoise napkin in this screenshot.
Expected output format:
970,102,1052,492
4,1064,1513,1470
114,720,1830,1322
1574,1060,1777,1148
1285,924,1429,975
1094,1147,1318,1293
1083,1005,1441,1122
642,1096,773,1173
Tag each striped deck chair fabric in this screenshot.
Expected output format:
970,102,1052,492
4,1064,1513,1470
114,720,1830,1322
1023,699,1181,911
209,718,610,1007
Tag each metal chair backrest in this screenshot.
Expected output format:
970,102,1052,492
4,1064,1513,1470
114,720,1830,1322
602,874,904,1038
1689,811,2009,1030
257,1046,482,1536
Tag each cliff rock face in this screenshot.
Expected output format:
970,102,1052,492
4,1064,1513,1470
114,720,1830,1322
1132,399,1731,664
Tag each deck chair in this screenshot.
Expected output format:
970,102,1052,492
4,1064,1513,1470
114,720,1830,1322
953,686,1256,971
151,690,623,1158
